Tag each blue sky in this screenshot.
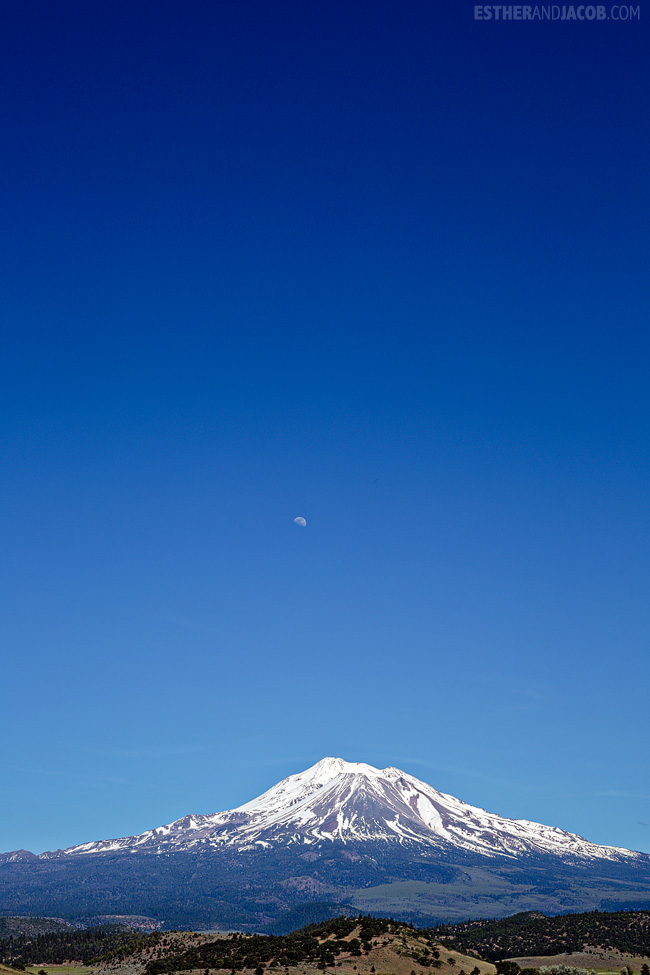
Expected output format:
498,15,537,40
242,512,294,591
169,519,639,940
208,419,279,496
2,0,649,858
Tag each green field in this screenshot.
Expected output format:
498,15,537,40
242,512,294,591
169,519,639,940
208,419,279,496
25,966,94,975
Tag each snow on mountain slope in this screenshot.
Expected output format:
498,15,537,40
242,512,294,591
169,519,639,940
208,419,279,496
61,757,639,864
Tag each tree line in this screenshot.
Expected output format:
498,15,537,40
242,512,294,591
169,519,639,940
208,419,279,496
0,926,146,968
432,910,650,962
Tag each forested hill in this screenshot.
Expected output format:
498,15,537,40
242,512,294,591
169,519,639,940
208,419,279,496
5,910,650,973
143,916,401,975
0,916,452,975
0,926,146,967
0,917,413,973
433,910,650,962
0,919,74,939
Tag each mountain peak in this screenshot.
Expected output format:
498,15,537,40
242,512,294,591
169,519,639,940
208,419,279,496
298,757,385,777
57,757,640,866
4,758,648,931
291,756,386,780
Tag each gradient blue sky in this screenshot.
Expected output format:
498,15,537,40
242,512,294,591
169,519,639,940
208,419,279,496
2,1,649,858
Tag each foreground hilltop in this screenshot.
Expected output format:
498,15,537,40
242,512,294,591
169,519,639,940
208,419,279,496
2,759,650,928
1,916,496,975
5,911,650,975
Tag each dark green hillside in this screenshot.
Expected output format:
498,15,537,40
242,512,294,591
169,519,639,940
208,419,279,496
0,927,146,967
0,920,74,940
433,910,650,962
260,903,359,936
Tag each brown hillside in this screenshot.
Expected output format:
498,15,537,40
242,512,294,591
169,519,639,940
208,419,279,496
90,926,497,975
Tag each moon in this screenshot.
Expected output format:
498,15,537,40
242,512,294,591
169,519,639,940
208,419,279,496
293,516,307,527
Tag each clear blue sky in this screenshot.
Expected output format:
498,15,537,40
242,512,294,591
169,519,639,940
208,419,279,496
2,1,649,857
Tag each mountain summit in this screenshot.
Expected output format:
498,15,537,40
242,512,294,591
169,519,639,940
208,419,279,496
63,757,636,864
2,758,650,929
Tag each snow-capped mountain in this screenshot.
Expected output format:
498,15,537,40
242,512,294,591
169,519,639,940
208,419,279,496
3,758,650,930
61,757,639,864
